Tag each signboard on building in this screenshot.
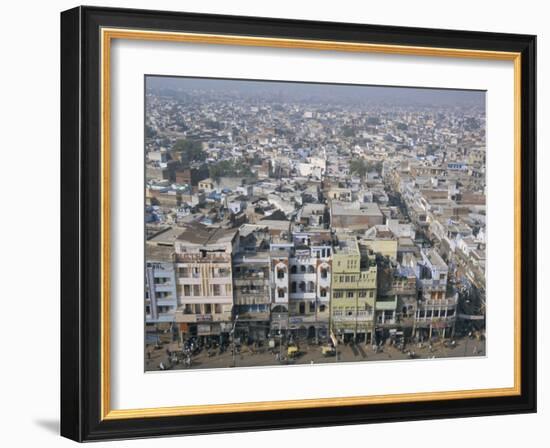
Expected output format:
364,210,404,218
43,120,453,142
197,324,211,335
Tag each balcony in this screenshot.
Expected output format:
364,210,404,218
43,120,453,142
235,292,271,304
234,271,268,280
153,282,174,290
155,298,176,306
177,277,201,285
422,298,457,307
376,298,398,311
234,278,269,286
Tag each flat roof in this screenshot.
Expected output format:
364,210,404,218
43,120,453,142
331,201,383,217
147,226,185,244
145,243,174,263
176,222,237,245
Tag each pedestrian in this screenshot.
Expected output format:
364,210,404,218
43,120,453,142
159,361,165,370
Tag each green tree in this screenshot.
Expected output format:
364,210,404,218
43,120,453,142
209,159,254,181
349,159,368,178
174,139,206,167
342,125,355,138
350,159,383,179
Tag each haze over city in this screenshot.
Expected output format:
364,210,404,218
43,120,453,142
144,75,487,371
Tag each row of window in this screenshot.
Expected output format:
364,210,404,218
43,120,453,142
276,267,329,278
145,305,175,316
180,284,231,297
287,281,329,295
182,303,225,314
334,274,372,283
178,267,231,278
291,302,327,314
333,290,375,299
417,309,455,318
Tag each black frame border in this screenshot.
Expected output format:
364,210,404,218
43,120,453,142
61,6,536,441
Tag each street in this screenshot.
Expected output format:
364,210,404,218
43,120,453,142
145,335,486,371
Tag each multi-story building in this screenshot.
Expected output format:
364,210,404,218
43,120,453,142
145,244,178,325
407,249,457,339
173,223,238,342
287,230,332,342
232,252,272,342
330,234,377,343
269,239,292,337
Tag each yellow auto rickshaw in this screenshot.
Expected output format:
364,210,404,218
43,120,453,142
287,345,299,358
321,345,336,357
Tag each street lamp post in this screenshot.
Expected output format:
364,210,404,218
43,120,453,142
230,315,239,367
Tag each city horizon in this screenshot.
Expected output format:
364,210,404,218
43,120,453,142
144,75,486,371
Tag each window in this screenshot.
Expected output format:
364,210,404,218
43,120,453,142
321,268,328,279
291,265,297,274
299,281,306,292
184,304,193,314
215,304,222,313
319,304,326,312
307,281,315,293
307,265,315,273
291,282,297,293
320,288,327,298
309,302,315,312
333,291,343,299
204,304,212,313
277,267,286,279
278,288,285,298
212,284,221,296
369,291,374,298
300,265,306,273
359,291,367,298
299,302,305,314
183,285,191,296
193,285,200,296
347,291,354,299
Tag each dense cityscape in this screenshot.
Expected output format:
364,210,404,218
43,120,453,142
144,77,487,371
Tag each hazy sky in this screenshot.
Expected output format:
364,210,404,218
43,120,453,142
146,75,485,107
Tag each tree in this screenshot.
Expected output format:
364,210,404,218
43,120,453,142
342,125,355,138
349,159,368,179
209,159,254,181
174,139,206,167
350,159,383,179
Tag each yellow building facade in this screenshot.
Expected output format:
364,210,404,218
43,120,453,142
330,235,377,342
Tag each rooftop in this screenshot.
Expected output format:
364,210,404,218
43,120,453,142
331,201,383,217
176,222,237,246
145,243,174,263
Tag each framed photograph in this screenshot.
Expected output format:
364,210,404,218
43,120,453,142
60,6,536,441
